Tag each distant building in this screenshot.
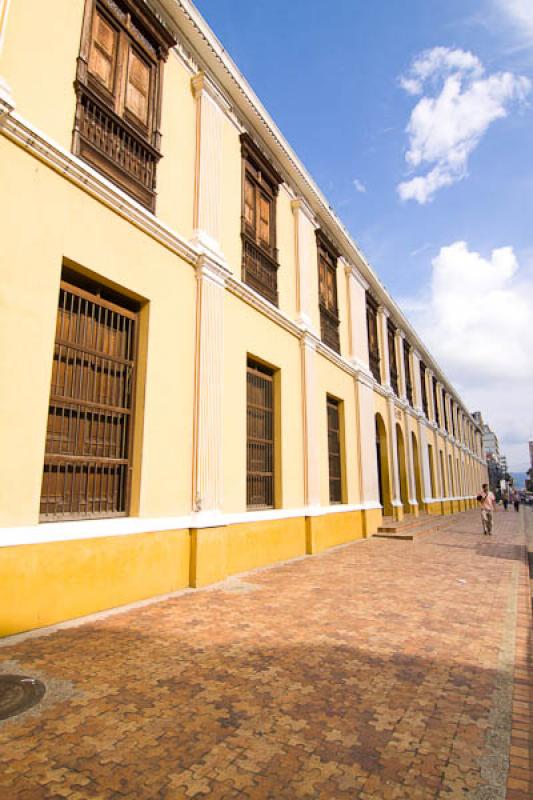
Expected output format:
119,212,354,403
473,412,508,492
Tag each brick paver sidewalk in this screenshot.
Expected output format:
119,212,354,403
1,509,531,799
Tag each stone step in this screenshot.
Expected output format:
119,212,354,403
377,514,433,534
373,515,457,541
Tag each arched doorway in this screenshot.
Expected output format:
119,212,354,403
375,413,392,516
411,432,424,510
396,424,409,512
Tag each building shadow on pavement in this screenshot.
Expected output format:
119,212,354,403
0,620,515,800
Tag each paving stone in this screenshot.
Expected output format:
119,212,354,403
0,509,531,799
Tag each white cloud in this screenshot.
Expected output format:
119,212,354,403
353,178,366,193
398,48,530,204
494,0,533,39
399,241,533,469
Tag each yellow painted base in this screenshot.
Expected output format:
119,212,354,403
409,502,420,518
363,507,383,538
306,511,364,555
392,505,405,522
190,518,307,588
0,530,190,637
6,496,479,637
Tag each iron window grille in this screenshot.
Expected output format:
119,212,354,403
327,396,343,504
246,360,275,509
40,275,138,521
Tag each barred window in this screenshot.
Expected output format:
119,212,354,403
40,276,138,520
327,397,343,504
247,361,275,509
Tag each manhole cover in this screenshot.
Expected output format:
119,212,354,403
0,675,46,721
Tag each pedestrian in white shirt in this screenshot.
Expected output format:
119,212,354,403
477,483,496,536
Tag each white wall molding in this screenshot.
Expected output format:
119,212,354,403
0,503,382,549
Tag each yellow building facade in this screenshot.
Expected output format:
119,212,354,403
0,0,487,636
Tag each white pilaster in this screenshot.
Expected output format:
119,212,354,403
355,373,380,505
418,420,432,501
0,0,14,113
300,334,321,507
412,350,423,413
397,331,406,401
344,261,370,370
192,256,227,519
403,413,417,508
191,72,225,262
292,198,319,332
387,397,402,508
427,369,436,422
377,306,391,389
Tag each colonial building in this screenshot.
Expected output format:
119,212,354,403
0,0,487,635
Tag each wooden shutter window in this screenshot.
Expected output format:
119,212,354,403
247,362,275,509
126,48,150,124
40,279,138,521
366,293,381,383
327,397,343,504
240,133,281,306
317,231,340,354
88,10,117,91
74,0,176,211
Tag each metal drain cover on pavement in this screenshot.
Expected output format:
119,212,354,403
0,675,46,721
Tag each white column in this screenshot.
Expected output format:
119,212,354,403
418,420,432,502
355,374,380,506
344,262,370,370
292,198,319,333
397,331,406,401
191,72,225,262
377,306,391,389
301,334,320,507
192,256,227,519
427,369,436,422
403,413,417,509
387,398,402,511
0,0,14,111
412,349,423,413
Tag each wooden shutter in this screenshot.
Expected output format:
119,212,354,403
247,362,274,509
126,48,151,124
40,280,137,520
88,10,117,91
258,194,271,246
327,397,342,504
244,176,255,229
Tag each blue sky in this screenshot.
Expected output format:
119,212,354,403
194,0,533,470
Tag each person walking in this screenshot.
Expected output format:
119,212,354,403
511,489,520,512
477,483,496,535
502,490,509,511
